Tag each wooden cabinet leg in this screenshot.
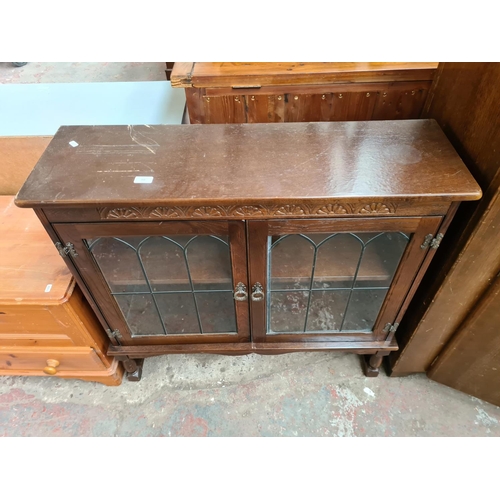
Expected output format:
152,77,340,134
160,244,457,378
125,360,144,382
117,357,145,382
361,352,386,377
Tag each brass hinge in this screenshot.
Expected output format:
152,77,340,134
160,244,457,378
382,322,399,334
430,233,444,249
421,233,444,250
421,234,433,249
55,241,78,258
106,328,123,345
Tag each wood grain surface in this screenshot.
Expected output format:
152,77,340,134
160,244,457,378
171,62,437,88
15,121,481,209
0,196,72,304
389,63,500,375
0,136,52,195
0,195,122,385
428,272,500,406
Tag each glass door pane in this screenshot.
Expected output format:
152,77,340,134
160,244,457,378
86,235,237,337
268,232,410,334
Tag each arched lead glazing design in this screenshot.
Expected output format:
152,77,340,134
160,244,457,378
86,235,236,336
268,232,410,333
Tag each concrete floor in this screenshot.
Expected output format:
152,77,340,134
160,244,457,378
1,353,500,437
0,62,167,84
2,62,499,437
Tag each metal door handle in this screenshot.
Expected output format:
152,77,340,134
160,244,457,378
233,282,248,301
251,283,265,301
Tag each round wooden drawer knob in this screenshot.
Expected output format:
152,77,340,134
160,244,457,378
43,359,60,375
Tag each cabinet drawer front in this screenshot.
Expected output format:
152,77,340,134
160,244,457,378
0,347,104,373
0,305,76,346
0,334,75,348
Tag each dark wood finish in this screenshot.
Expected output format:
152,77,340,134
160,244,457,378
117,356,144,381
269,229,407,285
361,355,381,377
201,94,247,124
389,63,500,376
33,207,119,343
371,217,442,340
229,221,250,339
14,121,480,380
428,272,500,407
267,217,424,234
52,224,136,345
108,339,399,357
125,360,144,382
204,81,432,97
40,200,453,223
185,87,431,125
171,63,437,124
371,88,429,121
15,122,481,210
248,216,443,344
385,202,460,347
247,93,285,123
54,220,251,345
361,352,389,377
165,62,174,81
55,220,231,237
247,220,268,343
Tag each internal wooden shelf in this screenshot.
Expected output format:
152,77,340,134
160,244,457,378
89,232,409,291
270,233,408,288
88,236,232,291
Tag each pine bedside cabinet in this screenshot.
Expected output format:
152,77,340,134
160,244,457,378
0,196,123,385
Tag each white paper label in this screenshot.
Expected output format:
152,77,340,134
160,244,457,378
134,176,154,184
44,284,53,293
69,141,79,147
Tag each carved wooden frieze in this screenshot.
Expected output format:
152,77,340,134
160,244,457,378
313,204,349,215
149,207,184,218
272,205,308,216
102,207,143,219
99,202,398,220
190,206,226,217
357,202,396,214
230,205,267,217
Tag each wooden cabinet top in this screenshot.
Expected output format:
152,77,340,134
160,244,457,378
15,120,481,211
0,196,73,304
171,62,438,88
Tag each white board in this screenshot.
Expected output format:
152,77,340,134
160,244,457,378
0,81,186,136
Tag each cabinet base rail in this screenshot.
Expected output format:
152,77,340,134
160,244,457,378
108,340,398,357
109,340,398,381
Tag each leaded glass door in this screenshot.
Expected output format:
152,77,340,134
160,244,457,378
248,217,443,342
54,221,249,345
